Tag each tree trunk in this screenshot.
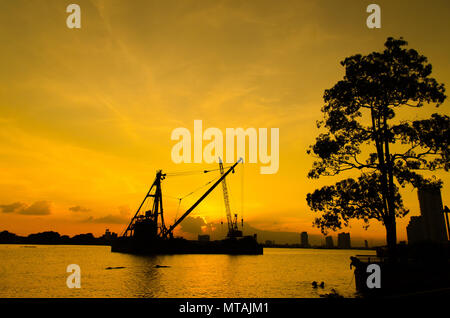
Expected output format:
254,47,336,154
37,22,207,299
385,216,397,261
385,185,398,260
383,108,398,261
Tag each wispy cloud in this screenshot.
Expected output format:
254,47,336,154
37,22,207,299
0,201,51,215
81,214,128,224
17,201,52,215
0,202,26,213
69,205,91,213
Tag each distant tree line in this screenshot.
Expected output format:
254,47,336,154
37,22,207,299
0,230,116,245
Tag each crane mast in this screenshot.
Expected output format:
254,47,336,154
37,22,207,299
219,158,242,238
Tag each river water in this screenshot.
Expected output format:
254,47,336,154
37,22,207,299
0,244,375,298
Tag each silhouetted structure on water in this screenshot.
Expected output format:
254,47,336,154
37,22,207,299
111,159,263,255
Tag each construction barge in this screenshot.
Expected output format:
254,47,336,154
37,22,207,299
111,159,263,255
111,236,262,255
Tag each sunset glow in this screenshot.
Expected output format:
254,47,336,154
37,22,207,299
1,0,449,246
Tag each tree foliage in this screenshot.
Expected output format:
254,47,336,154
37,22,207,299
307,172,408,235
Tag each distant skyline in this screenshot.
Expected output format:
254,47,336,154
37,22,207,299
1,0,449,242
1,224,382,247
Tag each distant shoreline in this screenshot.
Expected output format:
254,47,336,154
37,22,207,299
0,230,378,250
0,230,114,246
261,245,377,251
0,242,111,246
0,242,376,251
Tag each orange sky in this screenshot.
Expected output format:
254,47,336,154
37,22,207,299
0,0,449,243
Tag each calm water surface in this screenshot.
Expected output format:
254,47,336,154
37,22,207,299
0,245,375,298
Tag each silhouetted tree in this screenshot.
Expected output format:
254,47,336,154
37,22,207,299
71,233,96,244
307,37,448,256
0,230,21,243
27,231,61,244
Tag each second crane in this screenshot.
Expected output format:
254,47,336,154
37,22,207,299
219,157,243,238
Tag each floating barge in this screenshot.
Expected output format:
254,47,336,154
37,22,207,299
111,236,263,255
111,159,263,256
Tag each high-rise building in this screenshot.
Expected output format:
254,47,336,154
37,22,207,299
300,232,309,247
407,187,448,244
325,236,334,248
418,187,447,242
337,232,351,249
101,229,117,243
406,216,425,244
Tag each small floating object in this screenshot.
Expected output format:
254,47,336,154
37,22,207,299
319,289,343,299
154,265,171,268
105,266,126,270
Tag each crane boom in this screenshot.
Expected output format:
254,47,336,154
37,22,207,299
162,158,243,238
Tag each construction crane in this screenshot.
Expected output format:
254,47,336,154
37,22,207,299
219,157,242,238
121,158,243,240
